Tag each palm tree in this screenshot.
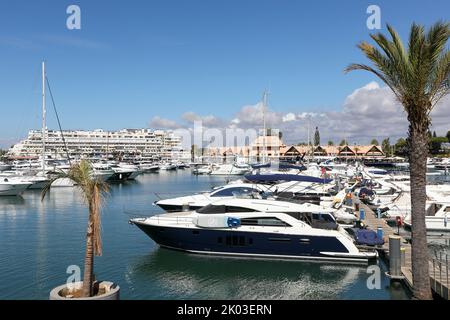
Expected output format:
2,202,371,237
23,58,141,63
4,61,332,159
345,22,450,299
41,160,109,297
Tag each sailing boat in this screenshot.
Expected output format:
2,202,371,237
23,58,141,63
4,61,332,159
40,61,74,187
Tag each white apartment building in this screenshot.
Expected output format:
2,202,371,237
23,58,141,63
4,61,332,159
8,128,186,160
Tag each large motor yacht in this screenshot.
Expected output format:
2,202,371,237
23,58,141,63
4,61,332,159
130,198,377,263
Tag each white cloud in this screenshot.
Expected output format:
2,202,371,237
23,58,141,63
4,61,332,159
282,113,296,122
148,116,181,129
231,102,283,128
181,112,225,127
148,82,450,145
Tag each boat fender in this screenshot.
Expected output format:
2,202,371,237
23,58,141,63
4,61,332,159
395,216,403,227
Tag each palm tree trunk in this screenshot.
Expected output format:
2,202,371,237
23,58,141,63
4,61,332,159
82,207,95,297
409,125,432,300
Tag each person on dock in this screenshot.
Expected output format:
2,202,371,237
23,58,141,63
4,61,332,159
354,196,360,212
345,191,353,206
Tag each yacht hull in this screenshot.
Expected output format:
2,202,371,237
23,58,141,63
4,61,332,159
404,217,450,232
27,180,50,189
108,172,132,181
0,183,30,196
133,222,372,263
128,170,143,180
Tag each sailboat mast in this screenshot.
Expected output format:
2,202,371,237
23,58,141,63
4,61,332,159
262,91,267,164
41,61,46,173
307,117,310,163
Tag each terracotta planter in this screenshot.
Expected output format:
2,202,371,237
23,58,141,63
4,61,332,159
49,281,120,300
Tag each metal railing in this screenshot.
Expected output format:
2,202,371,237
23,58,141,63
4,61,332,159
431,251,449,299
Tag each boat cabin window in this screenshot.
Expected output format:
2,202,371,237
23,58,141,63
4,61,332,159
197,204,257,214
210,187,259,197
283,212,337,230
240,217,291,227
312,213,336,222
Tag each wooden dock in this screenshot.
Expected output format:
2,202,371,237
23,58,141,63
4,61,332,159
356,200,449,300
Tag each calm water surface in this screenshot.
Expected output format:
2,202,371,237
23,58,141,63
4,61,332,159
0,171,414,299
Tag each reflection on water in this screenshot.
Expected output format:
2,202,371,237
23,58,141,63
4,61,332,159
0,171,412,299
125,248,409,300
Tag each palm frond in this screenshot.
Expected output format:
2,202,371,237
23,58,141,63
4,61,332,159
40,169,71,202
344,62,402,100
346,21,450,118
426,21,450,65
41,160,109,256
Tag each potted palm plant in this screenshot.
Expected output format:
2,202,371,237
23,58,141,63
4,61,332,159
43,160,120,300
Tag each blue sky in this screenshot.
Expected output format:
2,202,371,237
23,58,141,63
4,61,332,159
1,0,449,147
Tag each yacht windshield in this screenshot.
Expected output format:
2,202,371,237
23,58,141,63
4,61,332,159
210,187,259,197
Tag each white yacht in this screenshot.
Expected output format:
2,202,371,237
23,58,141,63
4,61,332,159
91,163,115,181
117,163,143,179
137,162,160,173
403,202,450,232
26,175,51,189
210,163,249,175
0,177,32,196
155,175,339,212
192,164,212,175
0,170,48,190
160,163,177,171
130,198,377,263
155,183,268,212
108,162,143,180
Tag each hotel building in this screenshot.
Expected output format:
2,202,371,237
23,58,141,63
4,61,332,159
8,128,187,160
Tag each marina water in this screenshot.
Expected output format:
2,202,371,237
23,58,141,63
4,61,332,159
0,170,431,300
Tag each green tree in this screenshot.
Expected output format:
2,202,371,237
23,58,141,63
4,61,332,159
41,160,109,297
394,138,409,156
381,138,392,156
446,130,450,142
370,139,379,145
339,139,348,146
345,22,450,299
327,140,334,146
432,131,437,138
429,136,448,154
314,127,320,146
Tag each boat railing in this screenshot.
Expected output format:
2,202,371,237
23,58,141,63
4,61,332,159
430,251,449,298
129,213,195,226
153,191,211,200
153,214,195,226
